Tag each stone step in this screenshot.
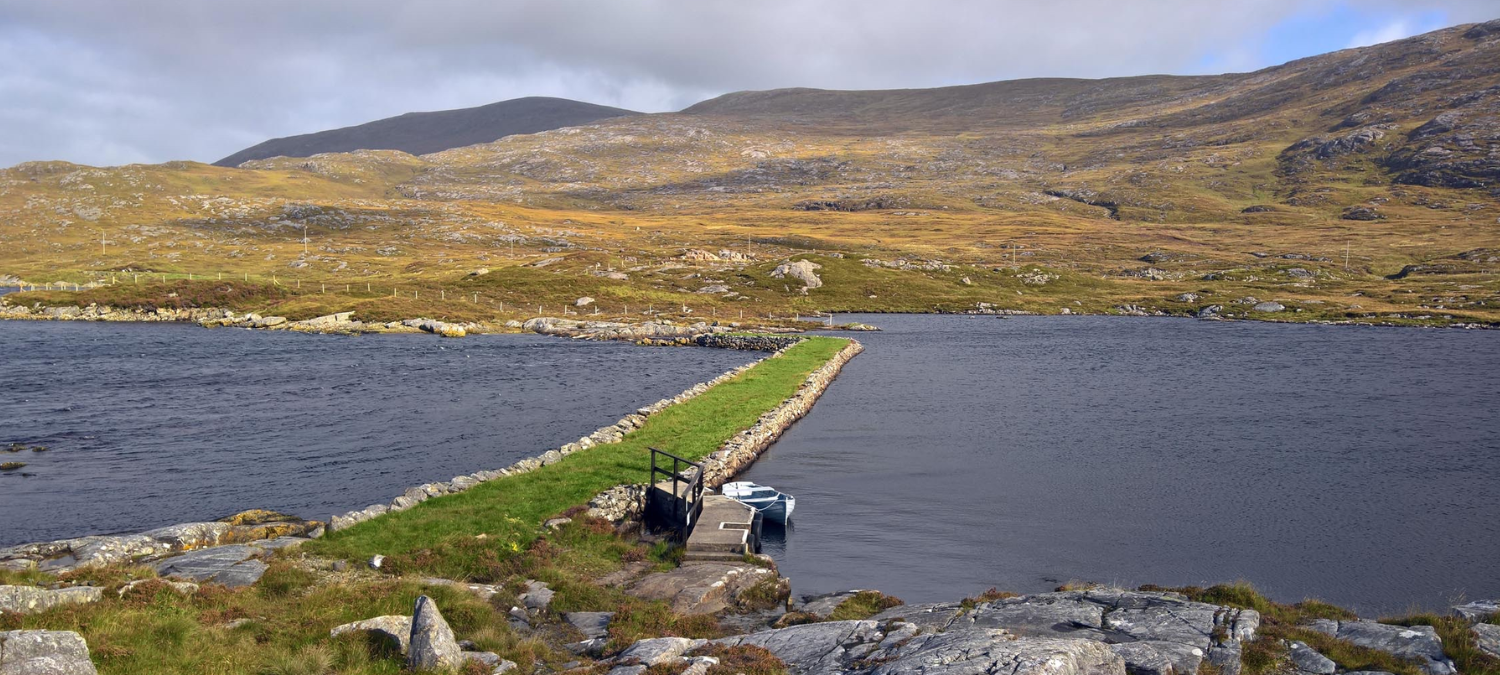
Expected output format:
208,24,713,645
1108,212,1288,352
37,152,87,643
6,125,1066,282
682,550,748,563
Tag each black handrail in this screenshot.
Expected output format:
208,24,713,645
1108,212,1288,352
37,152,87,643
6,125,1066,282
646,447,704,540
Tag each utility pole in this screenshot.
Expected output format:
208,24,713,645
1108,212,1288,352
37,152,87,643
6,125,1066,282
303,225,309,255
98,230,106,256
1344,243,1351,272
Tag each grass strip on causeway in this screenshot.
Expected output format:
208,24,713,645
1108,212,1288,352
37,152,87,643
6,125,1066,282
305,336,850,579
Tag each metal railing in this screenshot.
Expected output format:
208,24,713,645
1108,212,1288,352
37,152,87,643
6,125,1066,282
645,447,704,541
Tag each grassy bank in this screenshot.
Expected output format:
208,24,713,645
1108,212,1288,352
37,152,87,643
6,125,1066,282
305,336,848,579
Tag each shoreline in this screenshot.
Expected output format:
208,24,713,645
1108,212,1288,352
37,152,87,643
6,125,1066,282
1,297,1495,334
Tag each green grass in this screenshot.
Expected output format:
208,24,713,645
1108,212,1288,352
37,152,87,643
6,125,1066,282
306,337,849,579
828,591,904,621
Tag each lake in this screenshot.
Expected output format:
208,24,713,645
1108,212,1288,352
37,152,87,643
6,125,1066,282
743,314,1500,616
0,321,759,546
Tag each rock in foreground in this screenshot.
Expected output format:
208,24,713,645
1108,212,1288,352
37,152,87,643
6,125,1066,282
0,630,98,675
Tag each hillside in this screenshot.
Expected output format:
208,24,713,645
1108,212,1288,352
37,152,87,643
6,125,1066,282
213,96,638,167
4,19,1499,329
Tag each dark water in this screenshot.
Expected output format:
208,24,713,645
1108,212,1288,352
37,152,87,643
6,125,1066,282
0,321,758,546
743,314,1500,616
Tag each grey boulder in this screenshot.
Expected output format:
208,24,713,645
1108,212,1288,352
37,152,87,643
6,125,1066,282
407,595,463,671
1287,640,1336,674
0,630,98,675
563,612,614,640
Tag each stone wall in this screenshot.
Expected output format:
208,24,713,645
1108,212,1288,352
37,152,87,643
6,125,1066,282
694,334,803,351
699,340,864,488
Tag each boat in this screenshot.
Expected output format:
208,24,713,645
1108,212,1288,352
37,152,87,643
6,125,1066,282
721,481,796,524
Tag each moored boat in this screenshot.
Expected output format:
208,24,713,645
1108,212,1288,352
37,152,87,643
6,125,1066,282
721,481,796,524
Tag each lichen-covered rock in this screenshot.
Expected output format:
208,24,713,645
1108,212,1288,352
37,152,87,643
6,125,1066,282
1307,620,1455,675
0,630,97,675
0,586,102,615
408,595,463,671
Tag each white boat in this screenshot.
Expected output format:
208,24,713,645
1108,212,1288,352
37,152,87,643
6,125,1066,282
721,481,796,524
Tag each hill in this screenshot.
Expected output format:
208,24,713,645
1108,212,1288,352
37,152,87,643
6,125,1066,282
213,96,638,167
3,19,1498,329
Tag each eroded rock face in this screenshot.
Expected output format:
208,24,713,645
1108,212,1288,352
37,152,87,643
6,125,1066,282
0,630,98,675
1307,619,1455,675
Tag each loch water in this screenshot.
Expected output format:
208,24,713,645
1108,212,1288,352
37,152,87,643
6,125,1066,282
0,321,759,545
743,314,1500,616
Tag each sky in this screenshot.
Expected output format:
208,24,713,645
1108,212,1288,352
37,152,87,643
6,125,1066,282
0,0,1494,168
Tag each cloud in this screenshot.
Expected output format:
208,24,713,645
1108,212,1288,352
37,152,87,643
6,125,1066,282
0,0,1494,167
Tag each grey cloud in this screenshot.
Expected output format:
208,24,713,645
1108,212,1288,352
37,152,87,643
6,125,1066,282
0,0,1494,167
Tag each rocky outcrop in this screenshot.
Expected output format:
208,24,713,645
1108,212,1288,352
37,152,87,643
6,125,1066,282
1307,619,1455,675
154,543,277,588
605,588,1270,675
0,630,97,675
0,510,321,572
0,586,102,616
771,260,823,289
625,561,784,615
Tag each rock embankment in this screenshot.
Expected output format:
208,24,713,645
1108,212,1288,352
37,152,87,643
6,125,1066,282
522,317,734,341
695,334,803,351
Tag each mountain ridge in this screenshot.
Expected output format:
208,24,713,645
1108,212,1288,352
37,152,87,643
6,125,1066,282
214,96,638,167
